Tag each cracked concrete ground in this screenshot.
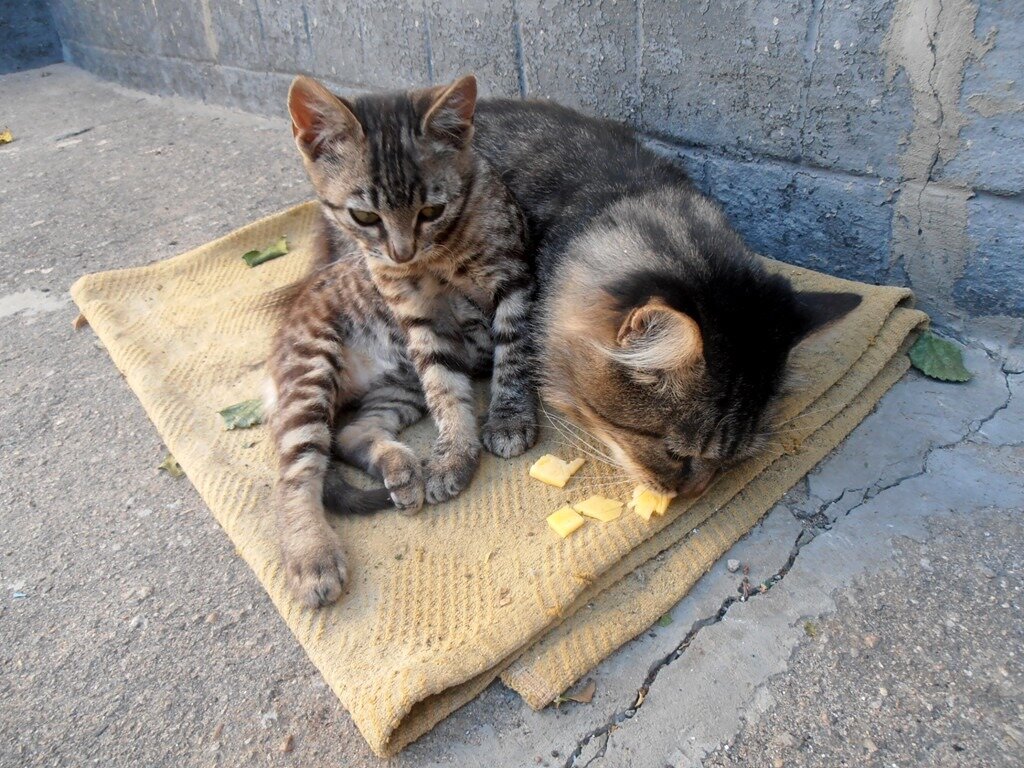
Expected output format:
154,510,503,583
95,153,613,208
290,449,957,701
2,65,1022,767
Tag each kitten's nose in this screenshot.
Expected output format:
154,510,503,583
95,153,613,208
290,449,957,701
389,238,416,263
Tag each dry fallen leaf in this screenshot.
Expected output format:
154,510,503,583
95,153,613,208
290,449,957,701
555,678,596,706
0,129,13,145
158,454,185,478
280,734,294,753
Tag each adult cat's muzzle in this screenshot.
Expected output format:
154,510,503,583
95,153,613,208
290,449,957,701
676,470,716,499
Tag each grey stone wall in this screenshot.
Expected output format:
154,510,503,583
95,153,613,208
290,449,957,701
1,0,62,74
44,0,1024,324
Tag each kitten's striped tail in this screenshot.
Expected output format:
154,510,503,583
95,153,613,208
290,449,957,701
322,462,394,516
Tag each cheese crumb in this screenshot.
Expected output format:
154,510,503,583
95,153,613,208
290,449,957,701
628,486,674,520
574,495,624,522
529,454,586,488
547,506,586,538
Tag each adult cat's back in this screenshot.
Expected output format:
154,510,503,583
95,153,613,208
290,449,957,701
474,100,690,249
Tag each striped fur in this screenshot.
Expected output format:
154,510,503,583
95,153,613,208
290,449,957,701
268,76,536,607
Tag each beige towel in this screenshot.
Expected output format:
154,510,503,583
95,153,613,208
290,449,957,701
71,201,927,756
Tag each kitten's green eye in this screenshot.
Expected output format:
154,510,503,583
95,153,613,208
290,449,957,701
349,208,381,226
418,204,446,222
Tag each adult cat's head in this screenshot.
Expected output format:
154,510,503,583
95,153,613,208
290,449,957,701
287,74,478,264
541,192,861,498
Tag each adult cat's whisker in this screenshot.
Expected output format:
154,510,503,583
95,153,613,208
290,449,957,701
543,421,619,467
768,403,843,429
540,412,622,468
577,477,635,492
541,406,614,457
545,436,609,462
760,423,828,438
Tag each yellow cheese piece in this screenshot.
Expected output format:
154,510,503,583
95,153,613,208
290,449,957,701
573,495,624,522
628,486,674,520
529,454,586,488
547,506,586,538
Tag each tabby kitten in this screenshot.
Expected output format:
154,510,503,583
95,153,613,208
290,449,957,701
267,75,535,607
471,100,862,498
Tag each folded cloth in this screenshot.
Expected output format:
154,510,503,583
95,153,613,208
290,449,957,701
71,201,927,756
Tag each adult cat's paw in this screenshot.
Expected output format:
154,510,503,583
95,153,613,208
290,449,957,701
482,411,538,459
378,443,425,515
424,441,480,504
281,530,349,609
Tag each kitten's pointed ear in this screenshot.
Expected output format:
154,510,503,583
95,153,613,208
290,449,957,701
422,74,478,148
614,298,703,370
792,291,862,342
288,76,362,160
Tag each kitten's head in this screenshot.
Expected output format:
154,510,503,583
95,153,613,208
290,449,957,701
287,74,478,265
543,206,862,499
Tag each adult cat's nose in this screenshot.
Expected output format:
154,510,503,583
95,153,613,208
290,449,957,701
677,470,715,499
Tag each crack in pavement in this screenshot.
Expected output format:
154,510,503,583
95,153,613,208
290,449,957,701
563,360,1016,767
563,521,817,768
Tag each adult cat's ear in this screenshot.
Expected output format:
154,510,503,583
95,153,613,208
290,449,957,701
288,76,362,160
614,298,703,370
792,290,862,343
422,74,478,148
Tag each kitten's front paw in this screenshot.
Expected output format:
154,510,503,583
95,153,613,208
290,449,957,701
482,411,538,459
378,443,425,515
281,529,349,609
424,441,480,504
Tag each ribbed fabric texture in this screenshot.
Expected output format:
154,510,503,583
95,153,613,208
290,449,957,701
71,201,927,756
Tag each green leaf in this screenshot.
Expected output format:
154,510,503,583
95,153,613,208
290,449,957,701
158,453,185,478
909,332,972,383
219,398,264,430
241,236,289,267
655,614,674,627
804,620,819,638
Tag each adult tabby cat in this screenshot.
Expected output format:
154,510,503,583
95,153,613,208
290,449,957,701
267,75,535,607
470,99,861,502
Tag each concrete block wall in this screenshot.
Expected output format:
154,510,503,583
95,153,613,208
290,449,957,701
37,0,1024,324
1,0,62,74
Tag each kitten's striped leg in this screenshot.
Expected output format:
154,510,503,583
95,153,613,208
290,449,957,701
402,321,480,505
335,366,427,514
482,279,538,458
269,339,348,609
374,277,480,504
451,295,494,376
